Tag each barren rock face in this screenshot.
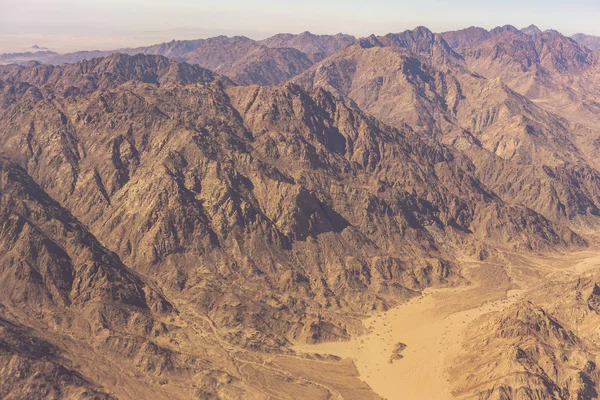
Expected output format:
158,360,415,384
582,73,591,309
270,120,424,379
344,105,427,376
450,300,600,399
295,27,600,226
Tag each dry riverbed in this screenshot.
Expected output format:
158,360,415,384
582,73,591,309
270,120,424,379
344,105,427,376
295,286,522,399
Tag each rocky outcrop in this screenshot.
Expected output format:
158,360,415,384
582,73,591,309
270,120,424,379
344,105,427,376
450,301,600,400
294,26,600,226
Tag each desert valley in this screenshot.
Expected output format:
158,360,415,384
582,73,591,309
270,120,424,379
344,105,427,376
3,18,600,399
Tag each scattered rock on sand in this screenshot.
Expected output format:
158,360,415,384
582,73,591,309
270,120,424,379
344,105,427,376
389,342,407,363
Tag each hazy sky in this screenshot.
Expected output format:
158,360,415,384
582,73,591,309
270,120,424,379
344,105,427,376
2,0,600,52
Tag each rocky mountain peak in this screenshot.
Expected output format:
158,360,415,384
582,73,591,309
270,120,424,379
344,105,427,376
521,24,543,36
358,34,385,48
260,31,356,56
490,24,524,36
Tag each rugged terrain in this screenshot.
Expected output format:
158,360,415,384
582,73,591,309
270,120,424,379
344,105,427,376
3,23,600,399
0,33,356,86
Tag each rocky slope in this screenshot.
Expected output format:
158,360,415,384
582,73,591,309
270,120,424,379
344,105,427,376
450,300,600,399
0,52,583,347
294,27,600,226
448,261,600,400
441,25,600,178
0,123,380,399
0,157,185,398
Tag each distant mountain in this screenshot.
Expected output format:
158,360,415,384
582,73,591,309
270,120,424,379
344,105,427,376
436,26,490,49
0,50,58,65
0,32,356,86
441,25,600,175
442,25,595,80
521,24,543,36
0,53,221,93
260,31,355,57
572,32,600,50
148,36,315,85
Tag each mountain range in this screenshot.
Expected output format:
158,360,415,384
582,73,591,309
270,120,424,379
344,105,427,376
3,24,600,399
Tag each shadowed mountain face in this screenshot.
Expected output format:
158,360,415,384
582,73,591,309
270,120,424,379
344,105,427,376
3,23,600,399
0,54,578,324
294,26,600,226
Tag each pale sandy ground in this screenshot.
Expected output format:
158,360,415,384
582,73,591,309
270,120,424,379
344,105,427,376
295,286,522,400
571,252,600,273
294,249,600,400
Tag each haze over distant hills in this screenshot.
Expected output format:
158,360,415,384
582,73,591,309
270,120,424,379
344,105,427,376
4,22,600,399
0,31,356,85
572,33,600,51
